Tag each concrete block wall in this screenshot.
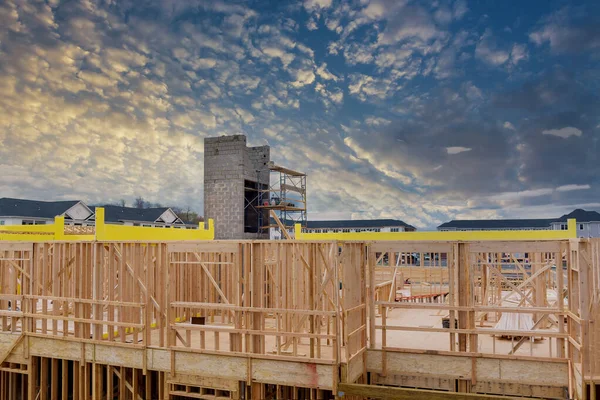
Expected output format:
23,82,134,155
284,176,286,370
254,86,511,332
204,135,270,239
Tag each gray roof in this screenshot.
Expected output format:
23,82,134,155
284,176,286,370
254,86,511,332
438,218,556,229
438,208,600,229
92,205,175,224
306,219,415,230
555,209,600,223
0,197,81,219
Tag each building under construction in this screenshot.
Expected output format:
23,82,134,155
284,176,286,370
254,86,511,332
0,136,599,399
0,213,599,399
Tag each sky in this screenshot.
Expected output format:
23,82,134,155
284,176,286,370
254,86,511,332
0,0,599,229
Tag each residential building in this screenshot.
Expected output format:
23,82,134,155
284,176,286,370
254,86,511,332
270,219,416,239
0,198,94,226
550,209,600,238
91,205,186,228
0,197,190,228
438,218,555,232
438,208,600,238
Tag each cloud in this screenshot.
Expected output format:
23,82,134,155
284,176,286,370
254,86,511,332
475,29,509,65
306,17,318,30
510,43,528,65
348,74,401,101
316,63,339,81
304,0,332,9
453,0,468,20
556,184,591,192
530,6,600,54
1,0,599,230
446,146,471,155
365,117,391,126
377,5,441,45
494,188,554,202
290,68,316,87
503,121,516,130
542,127,582,138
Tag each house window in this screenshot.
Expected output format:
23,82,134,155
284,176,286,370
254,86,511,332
579,224,584,230
22,220,34,225
560,224,567,230
391,228,399,232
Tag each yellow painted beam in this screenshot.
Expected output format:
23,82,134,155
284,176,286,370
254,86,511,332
294,219,577,241
0,208,215,241
94,207,214,241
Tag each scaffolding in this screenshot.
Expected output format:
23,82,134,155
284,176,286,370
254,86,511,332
243,164,305,236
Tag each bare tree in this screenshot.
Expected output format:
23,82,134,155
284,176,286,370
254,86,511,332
134,196,146,209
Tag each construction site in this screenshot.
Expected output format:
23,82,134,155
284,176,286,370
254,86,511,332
0,135,599,400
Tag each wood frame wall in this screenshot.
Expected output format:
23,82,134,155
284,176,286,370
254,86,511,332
0,239,598,399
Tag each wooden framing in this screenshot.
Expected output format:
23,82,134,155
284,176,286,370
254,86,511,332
0,238,597,399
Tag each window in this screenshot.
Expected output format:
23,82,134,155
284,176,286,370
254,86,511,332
579,224,584,230
22,220,34,225
561,224,567,230
391,228,399,232
0,221,4,225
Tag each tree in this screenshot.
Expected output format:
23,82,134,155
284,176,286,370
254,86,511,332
119,199,126,207
134,196,146,209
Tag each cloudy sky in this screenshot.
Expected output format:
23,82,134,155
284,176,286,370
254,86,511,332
1,0,599,229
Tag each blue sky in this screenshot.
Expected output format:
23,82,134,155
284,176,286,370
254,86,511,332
0,0,599,229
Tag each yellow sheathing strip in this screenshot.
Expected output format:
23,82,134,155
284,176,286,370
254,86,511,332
94,207,214,241
294,218,577,241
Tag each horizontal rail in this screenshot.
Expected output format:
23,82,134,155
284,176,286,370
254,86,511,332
27,295,144,308
25,313,144,328
171,323,335,340
375,301,567,314
170,302,337,316
379,346,569,363
376,325,568,338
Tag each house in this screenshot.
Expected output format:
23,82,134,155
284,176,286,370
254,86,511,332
550,209,600,238
91,205,186,228
0,197,190,228
438,208,600,238
0,197,94,226
270,218,416,239
438,218,555,231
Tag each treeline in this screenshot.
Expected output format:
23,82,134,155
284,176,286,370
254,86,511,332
111,197,204,224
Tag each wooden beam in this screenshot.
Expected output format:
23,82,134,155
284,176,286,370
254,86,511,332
337,383,527,400
270,211,291,240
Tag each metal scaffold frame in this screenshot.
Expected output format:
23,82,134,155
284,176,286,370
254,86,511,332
244,164,307,235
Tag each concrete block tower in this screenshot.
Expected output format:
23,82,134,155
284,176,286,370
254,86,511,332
204,135,270,239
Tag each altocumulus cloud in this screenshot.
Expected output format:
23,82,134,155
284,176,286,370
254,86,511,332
0,0,599,229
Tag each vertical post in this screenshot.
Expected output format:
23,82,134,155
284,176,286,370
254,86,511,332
578,240,591,379
368,245,376,349
557,243,566,358
250,243,264,399
457,242,474,393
